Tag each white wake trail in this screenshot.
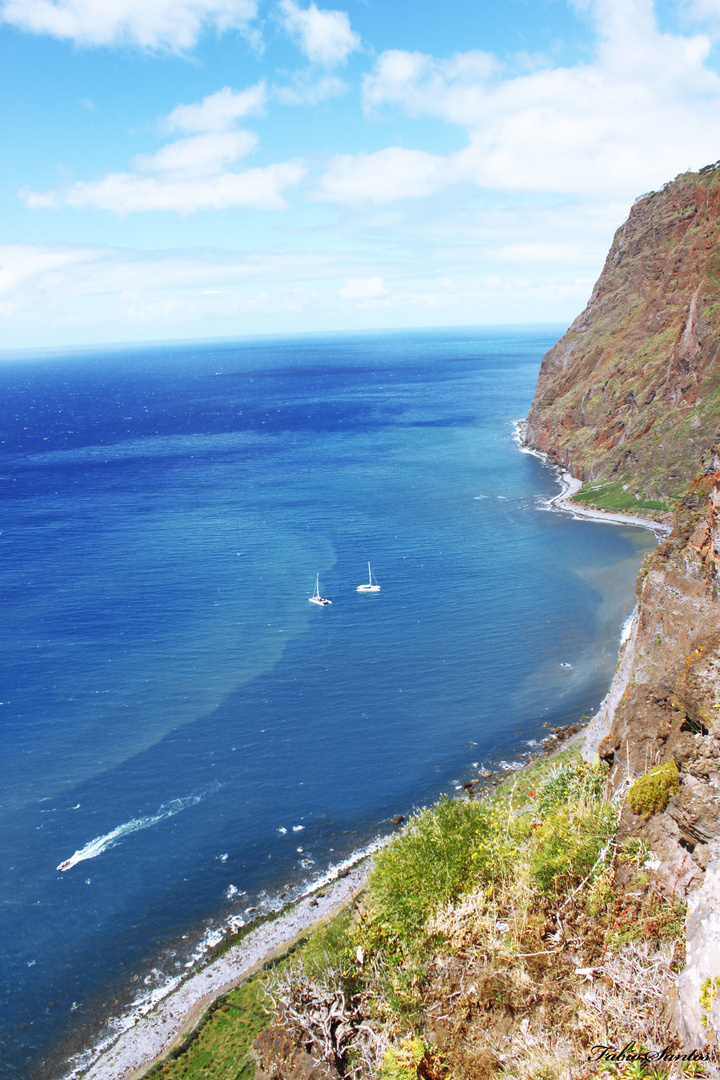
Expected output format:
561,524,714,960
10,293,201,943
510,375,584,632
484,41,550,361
57,792,210,872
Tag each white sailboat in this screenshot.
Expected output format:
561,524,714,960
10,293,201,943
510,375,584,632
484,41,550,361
309,574,332,606
357,562,380,593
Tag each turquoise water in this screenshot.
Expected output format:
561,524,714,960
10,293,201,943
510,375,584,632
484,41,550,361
0,328,653,1077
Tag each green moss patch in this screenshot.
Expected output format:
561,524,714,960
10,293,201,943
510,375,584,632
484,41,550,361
628,760,680,819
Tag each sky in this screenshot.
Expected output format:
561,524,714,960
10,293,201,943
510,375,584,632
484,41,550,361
4,0,720,349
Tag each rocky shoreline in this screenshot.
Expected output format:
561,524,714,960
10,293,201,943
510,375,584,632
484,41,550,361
515,418,671,538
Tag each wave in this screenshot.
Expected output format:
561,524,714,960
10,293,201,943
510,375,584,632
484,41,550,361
620,611,636,646
56,789,216,872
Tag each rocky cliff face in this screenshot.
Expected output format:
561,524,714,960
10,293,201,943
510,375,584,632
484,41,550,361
526,165,720,1051
525,164,720,507
598,439,720,896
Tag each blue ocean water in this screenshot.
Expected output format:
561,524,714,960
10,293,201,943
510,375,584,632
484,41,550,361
0,328,654,1078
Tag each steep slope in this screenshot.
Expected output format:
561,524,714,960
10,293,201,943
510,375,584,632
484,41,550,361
525,163,720,507
597,439,720,894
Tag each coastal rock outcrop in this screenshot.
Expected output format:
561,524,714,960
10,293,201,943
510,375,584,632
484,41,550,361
525,163,720,506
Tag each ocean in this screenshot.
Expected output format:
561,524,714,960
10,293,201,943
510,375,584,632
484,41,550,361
0,327,654,1078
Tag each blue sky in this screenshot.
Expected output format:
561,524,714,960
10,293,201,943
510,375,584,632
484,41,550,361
3,0,720,348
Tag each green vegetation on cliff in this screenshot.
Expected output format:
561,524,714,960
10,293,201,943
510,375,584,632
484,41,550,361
571,480,669,514
628,760,680,819
155,747,691,1080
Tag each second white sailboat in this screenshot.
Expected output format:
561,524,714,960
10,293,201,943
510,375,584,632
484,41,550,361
356,562,380,593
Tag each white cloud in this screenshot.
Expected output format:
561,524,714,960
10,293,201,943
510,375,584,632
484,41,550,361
0,243,97,294
166,83,266,133
688,0,720,32
0,242,347,339
339,275,388,301
134,131,258,175
21,81,304,214
345,0,720,203
317,147,446,203
274,72,347,105
0,0,258,50
278,0,359,66
362,48,500,123
0,202,613,345
21,161,304,213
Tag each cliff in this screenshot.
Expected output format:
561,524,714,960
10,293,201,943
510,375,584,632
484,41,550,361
527,164,720,1054
595,442,720,890
525,163,720,511
524,165,720,893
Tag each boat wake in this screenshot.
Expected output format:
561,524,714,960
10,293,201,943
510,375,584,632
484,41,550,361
56,789,216,872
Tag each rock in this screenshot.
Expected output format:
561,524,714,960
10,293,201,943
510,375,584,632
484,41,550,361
391,815,404,825
672,843,720,1049
336,869,349,879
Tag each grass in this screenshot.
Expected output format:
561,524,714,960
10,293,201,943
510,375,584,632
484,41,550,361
572,482,668,514
147,979,268,1080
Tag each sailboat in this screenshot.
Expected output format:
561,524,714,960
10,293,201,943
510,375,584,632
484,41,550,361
309,574,332,606
357,562,380,593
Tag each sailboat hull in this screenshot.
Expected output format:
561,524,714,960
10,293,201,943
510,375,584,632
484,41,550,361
356,584,380,592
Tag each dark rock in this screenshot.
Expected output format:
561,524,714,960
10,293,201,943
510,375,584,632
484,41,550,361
391,815,404,825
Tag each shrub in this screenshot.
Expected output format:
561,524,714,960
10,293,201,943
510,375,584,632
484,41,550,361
628,760,680,819
367,797,515,948
620,836,652,867
531,800,616,894
535,760,605,813
377,1038,443,1080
